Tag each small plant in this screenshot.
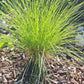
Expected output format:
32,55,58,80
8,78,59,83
0,0,84,83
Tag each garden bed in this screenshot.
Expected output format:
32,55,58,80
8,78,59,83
0,48,84,84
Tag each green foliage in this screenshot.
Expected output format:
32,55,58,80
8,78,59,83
0,0,84,83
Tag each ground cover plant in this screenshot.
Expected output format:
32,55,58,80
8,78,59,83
0,0,84,84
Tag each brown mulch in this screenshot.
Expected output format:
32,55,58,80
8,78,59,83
0,48,27,84
0,48,84,84
45,59,84,84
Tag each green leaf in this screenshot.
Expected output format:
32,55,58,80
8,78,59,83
8,45,15,51
0,41,5,48
27,0,30,1
0,39,8,49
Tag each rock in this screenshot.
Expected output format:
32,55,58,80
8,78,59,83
79,39,84,46
75,26,84,46
77,26,84,32
0,20,7,28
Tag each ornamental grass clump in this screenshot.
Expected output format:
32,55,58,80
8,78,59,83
0,0,84,83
